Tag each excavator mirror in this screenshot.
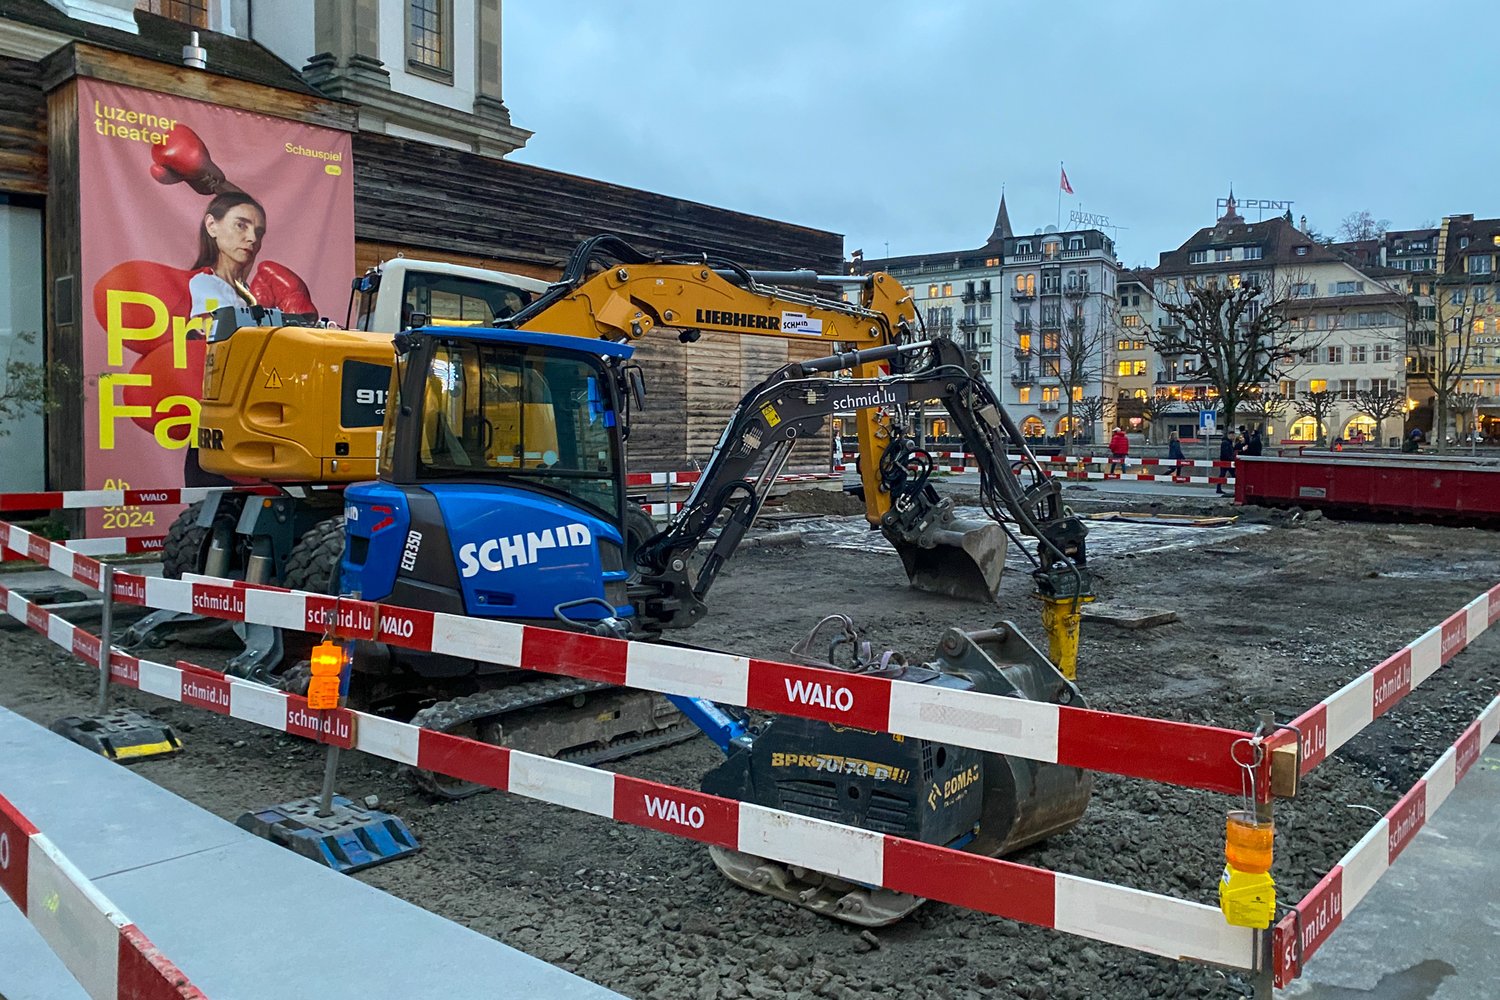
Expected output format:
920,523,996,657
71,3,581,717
625,365,647,410
406,311,429,330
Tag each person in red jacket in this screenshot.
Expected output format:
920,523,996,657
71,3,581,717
1107,426,1129,476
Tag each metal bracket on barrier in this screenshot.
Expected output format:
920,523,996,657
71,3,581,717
236,795,420,874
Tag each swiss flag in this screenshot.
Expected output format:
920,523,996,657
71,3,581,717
1060,167,1074,195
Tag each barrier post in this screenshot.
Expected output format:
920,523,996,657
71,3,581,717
1251,708,1276,1000
234,601,419,873
93,564,114,716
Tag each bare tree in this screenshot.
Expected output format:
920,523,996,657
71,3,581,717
1148,274,1317,431
1238,388,1288,432
1077,395,1113,440
1140,393,1174,443
1405,275,1483,453
1352,389,1405,446
1451,391,1484,442
1054,293,1110,445
1337,210,1391,243
1294,390,1337,445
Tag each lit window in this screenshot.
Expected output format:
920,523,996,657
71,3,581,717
135,0,208,28
1132,360,1147,376
408,0,453,77
1043,242,1060,260
985,257,1000,267
1133,340,1145,350
1018,334,1032,352
943,284,953,296
1229,273,1243,289
1475,319,1487,335
1116,338,1130,351
929,285,939,297
1117,361,1133,376
1310,379,1328,393
1133,388,1147,400
1018,387,1031,403
1042,386,1060,402
1121,314,1143,328
1072,386,1084,401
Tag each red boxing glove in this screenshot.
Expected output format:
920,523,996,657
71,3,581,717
150,125,230,196
250,260,316,314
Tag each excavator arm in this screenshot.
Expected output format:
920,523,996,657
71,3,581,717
628,335,1093,674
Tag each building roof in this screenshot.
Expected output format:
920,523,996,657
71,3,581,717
2,0,322,96
1156,214,1341,274
1118,266,1155,288
1282,291,1405,313
986,192,1013,247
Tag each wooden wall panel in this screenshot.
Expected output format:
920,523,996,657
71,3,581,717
352,132,844,275
0,57,46,196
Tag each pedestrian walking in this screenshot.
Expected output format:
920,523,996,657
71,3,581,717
1167,432,1186,479
1107,426,1130,476
1216,430,1237,496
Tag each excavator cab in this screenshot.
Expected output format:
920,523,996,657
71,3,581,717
342,328,638,625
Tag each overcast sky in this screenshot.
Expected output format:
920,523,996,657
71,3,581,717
504,1,1497,268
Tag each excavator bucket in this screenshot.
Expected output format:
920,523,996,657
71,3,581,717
882,500,1008,602
702,621,1092,926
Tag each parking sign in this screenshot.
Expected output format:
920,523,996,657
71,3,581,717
1198,411,1218,436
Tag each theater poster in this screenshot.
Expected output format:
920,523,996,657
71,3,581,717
77,79,354,540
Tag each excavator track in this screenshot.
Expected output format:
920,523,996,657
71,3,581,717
707,847,925,927
409,676,692,800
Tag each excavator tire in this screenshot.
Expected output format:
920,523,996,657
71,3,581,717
283,516,345,594
161,503,209,580
623,502,657,581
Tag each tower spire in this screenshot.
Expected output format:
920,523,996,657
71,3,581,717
987,190,1013,246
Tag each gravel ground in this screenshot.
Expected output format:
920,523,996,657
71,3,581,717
3,500,1499,999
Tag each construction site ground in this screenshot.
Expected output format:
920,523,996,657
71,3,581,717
3,487,1499,999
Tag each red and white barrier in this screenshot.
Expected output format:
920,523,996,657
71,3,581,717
1282,588,1500,775
0,515,1258,797
836,452,1233,485
0,790,205,999
1272,689,1500,986
0,585,1256,971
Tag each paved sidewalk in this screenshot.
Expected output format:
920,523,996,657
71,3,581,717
1282,749,1500,999
0,705,622,1000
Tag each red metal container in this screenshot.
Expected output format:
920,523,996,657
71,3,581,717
1237,453,1500,523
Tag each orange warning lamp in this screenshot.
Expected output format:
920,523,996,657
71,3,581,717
1219,809,1276,928
310,640,347,677
1224,810,1274,873
307,640,348,710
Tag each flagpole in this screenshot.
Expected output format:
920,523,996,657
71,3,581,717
1057,160,1063,229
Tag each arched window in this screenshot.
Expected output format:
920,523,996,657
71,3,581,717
1056,416,1080,437
1021,416,1046,439
1289,416,1324,441
1343,415,1376,441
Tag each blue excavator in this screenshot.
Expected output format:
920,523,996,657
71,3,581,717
191,236,1096,924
